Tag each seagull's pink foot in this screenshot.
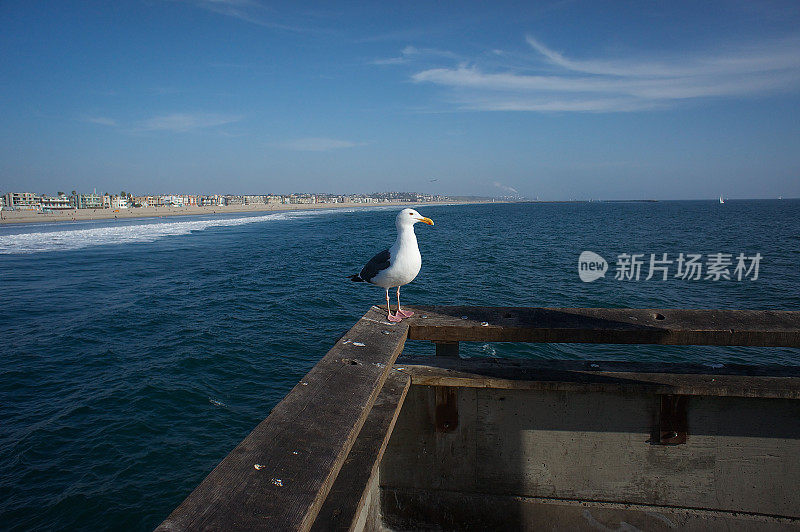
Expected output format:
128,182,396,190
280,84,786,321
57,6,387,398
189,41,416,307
387,313,403,323
397,309,414,318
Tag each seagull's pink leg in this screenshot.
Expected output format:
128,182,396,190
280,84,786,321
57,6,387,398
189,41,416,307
386,288,402,322
396,286,414,318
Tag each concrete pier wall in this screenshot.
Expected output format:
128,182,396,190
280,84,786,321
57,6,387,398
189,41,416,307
378,383,800,530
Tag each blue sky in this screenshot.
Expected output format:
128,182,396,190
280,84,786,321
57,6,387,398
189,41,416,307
1,1,799,199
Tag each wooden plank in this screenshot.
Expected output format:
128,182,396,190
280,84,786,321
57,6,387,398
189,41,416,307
156,306,408,532
395,357,800,399
403,306,800,347
310,370,410,532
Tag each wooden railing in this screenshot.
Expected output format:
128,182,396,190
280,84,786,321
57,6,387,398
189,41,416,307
410,306,800,348
156,306,800,531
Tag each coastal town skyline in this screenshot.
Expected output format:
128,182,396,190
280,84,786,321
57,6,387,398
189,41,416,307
0,190,472,213
4,189,793,217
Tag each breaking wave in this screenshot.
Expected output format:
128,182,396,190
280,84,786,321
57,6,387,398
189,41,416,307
0,209,365,254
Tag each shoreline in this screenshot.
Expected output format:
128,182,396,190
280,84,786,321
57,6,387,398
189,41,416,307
0,200,496,225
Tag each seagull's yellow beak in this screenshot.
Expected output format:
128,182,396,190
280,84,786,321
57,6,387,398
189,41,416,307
417,216,434,226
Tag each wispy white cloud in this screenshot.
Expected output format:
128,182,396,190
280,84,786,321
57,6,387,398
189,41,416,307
372,56,409,66
410,35,800,112
84,116,118,127
81,112,241,133
524,35,800,79
371,45,461,66
170,0,314,32
371,56,409,66
403,45,460,60
173,0,267,25
275,137,367,152
137,113,242,132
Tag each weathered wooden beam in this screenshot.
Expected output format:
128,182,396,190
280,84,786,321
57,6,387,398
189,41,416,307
404,306,800,347
310,370,410,532
156,306,409,532
395,357,800,399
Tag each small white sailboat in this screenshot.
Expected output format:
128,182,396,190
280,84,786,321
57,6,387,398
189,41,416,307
719,195,725,204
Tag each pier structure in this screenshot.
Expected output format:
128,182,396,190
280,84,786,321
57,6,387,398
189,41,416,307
158,306,800,531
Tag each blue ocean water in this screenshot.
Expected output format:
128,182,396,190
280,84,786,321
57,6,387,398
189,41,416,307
0,201,798,530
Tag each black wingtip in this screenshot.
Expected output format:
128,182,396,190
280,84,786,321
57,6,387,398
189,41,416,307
349,274,364,282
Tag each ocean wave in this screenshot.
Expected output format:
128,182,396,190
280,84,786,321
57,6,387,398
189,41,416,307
0,209,358,254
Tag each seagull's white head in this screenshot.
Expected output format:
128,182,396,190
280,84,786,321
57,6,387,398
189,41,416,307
396,208,434,229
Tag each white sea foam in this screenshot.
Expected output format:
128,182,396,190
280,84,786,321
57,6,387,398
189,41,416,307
481,343,497,357
0,203,443,255
0,208,367,254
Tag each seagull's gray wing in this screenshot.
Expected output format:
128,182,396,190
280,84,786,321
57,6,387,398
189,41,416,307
359,248,391,283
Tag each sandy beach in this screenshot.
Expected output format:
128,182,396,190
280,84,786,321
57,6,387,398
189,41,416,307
0,200,489,225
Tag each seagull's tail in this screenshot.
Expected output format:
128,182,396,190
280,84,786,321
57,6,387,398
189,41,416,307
349,274,364,282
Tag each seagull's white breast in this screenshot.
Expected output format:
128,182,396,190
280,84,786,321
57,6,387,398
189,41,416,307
370,230,422,288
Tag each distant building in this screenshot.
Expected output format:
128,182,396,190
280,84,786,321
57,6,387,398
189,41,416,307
0,195,5,209
170,195,184,207
76,193,103,209
224,195,244,206
132,195,162,207
40,195,73,210
244,195,265,205
266,195,283,204
161,194,197,207
287,194,319,204
4,192,41,211
198,195,223,206
111,196,129,209
161,194,184,206
315,194,338,203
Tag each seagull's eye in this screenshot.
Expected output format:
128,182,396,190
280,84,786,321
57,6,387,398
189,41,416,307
408,212,413,215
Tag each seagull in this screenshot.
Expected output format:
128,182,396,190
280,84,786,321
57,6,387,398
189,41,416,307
350,208,434,322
